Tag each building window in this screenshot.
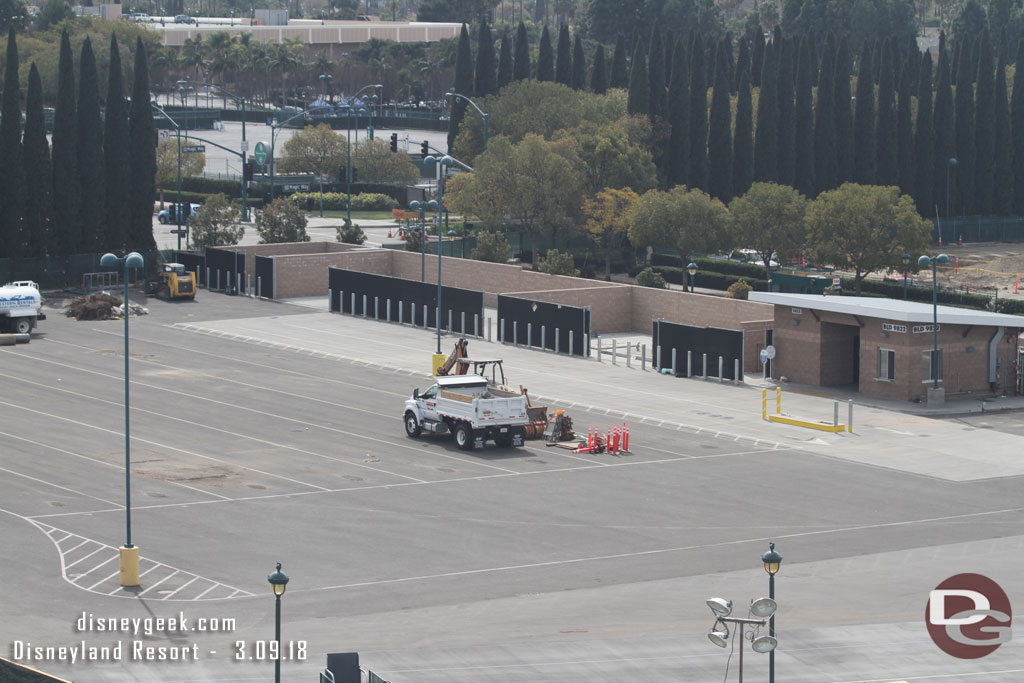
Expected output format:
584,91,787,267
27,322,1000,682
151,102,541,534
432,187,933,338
922,349,943,383
878,349,895,381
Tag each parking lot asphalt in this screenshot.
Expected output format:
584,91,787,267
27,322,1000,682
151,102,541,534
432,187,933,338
2,292,1024,683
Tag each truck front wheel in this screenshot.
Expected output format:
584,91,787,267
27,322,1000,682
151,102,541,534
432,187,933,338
454,423,474,450
404,412,422,438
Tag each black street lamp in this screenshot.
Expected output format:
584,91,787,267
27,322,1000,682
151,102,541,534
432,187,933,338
267,563,290,683
410,199,437,282
761,543,783,683
918,253,950,393
423,154,454,356
902,252,911,300
100,251,145,587
687,262,697,293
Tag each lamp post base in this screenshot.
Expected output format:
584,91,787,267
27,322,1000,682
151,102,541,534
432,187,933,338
119,546,140,586
927,387,945,408
431,352,446,376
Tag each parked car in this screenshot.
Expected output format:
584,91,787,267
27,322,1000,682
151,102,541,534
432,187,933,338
174,14,195,23
158,203,201,224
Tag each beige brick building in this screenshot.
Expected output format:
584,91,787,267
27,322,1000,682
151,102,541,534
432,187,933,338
750,293,1023,403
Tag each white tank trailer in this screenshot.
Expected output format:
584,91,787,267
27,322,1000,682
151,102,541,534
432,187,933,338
0,281,45,334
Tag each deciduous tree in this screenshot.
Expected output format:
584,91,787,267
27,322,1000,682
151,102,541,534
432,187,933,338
156,140,206,208
190,193,243,249
256,197,310,243
582,186,639,280
729,182,807,282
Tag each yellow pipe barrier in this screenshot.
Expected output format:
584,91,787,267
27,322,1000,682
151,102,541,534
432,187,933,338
763,388,846,433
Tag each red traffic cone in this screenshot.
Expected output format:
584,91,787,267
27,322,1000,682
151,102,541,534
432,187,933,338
622,424,630,453
388,229,393,238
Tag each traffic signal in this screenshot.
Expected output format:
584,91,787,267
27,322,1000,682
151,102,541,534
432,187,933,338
390,133,398,153
339,165,347,181
244,160,254,181
352,167,359,182
421,140,429,156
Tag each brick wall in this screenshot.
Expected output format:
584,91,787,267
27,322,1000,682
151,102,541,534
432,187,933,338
503,286,632,333
629,288,774,332
273,249,392,299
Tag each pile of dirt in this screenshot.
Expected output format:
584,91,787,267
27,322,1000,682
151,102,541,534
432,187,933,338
65,292,148,320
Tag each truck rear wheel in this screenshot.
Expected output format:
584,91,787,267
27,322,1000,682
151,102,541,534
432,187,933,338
11,318,32,334
454,423,473,450
404,412,422,438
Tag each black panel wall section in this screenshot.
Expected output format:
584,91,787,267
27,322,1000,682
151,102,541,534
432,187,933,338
173,251,205,287
652,319,744,379
327,267,484,334
496,296,590,356
205,247,246,293
254,256,274,298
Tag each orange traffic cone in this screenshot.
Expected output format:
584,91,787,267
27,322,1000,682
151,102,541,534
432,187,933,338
388,229,393,238
622,424,630,453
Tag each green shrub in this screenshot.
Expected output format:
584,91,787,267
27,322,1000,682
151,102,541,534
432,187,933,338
350,193,398,210
538,249,580,276
726,278,753,299
635,267,667,289
472,231,510,263
336,218,366,245
994,298,1024,315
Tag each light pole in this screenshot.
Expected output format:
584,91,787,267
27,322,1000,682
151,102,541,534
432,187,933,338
902,252,911,300
945,157,957,245
410,199,437,282
918,253,950,392
176,79,251,220
687,262,697,293
423,154,454,356
445,90,489,151
267,563,289,683
339,105,366,220
100,251,145,587
761,543,783,683
268,109,309,202
151,102,185,250
319,73,332,101
706,597,778,683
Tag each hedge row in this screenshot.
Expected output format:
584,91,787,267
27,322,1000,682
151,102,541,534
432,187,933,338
851,277,992,309
641,265,769,292
164,180,410,206
157,191,263,211
287,192,398,211
695,257,767,279
994,298,1024,315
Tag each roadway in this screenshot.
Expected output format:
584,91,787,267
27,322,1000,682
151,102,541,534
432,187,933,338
1,294,1023,682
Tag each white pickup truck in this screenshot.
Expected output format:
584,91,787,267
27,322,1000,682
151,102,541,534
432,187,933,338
404,375,529,450
0,281,46,333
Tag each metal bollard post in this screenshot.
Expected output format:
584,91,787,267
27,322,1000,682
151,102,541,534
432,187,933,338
237,272,242,295
702,353,708,379
626,343,631,368
423,304,428,327
461,312,466,334
486,317,490,341
671,348,677,376
247,273,252,297
500,319,505,343
351,293,356,315
448,310,453,332
513,321,518,346
848,399,854,433
411,303,416,326
687,350,692,378
734,359,741,384
216,269,221,290
612,339,617,365
362,295,368,318
642,343,647,371
328,288,333,311
834,401,839,428
555,328,560,354
598,339,603,362
374,296,379,320
656,345,662,371
387,299,391,321
399,301,404,324
584,334,590,357
569,330,574,357
762,389,767,420
527,323,532,348
541,325,546,351
776,387,781,414
718,356,724,382
206,267,211,289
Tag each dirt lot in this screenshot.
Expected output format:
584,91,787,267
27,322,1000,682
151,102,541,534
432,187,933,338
942,242,1024,296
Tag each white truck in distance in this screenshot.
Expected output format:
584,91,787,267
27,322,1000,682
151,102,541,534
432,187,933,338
0,281,45,333
404,375,529,450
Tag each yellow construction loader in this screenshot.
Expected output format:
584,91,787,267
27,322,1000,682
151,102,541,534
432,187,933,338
144,263,197,300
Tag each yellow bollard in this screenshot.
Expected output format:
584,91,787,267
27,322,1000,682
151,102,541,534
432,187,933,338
776,387,782,415
762,389,767,420
431,352,446,376
119,546,140,587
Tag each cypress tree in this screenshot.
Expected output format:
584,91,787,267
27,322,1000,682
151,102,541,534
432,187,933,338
954,43,975,216
707,41,733,201
733,68,754,197
939,30,947,67
23,63,53,258
0,27,24,259
537,25,554,82
1012,39,1024,213
776,36,796,186
994,49,1013,215
933,50,955,221
448,24,474,149
814,35,838,193
834,36,854,185
572,34,586,90
591,44,607,94
973,33,995,215
667,37,690,186
555,24,572,86
474,22,497,97
853,42,876,184
914,51,935,218
875,39,898,187
734,37,750,93
52,30,79,256
610,34,628,89
688,35,709,190
77,37,104,254
794,36,815,197
127,37,156,251
647,26,665,121
627,41,649,116
104,33,130,251
496,29,513,91
753,40,777,182
513,22,530,82
896,60,915,200
751,30,765,87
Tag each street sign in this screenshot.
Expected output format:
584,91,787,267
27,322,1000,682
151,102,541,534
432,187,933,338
158,130,170,143
759,345,776,364
240,140,249,152
253,141,267,165
832,277,841,286
182,145,205,153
